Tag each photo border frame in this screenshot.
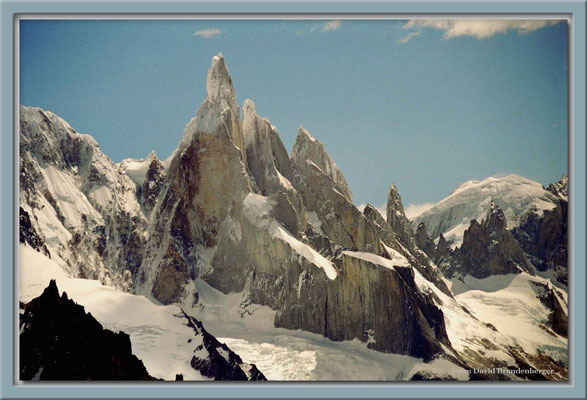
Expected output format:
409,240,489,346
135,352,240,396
1,1,585,399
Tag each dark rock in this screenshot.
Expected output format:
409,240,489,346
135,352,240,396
512,199,568,286
415,222,436,259
531,281,568,337
181,310,267,381
386,183,417,250
19,280,156,381
19,207,50,257
441,202,534,279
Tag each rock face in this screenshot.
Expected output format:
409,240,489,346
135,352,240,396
512,175,568,286
19,106,147,290
19,280,155,381
415,222,436,259
182,311,266,381
531,281,568,337
242,99,307,238
291,127,353,203
547,174,568,201
19,207,50,258
439,202,534,279
364,204,452,298
387,184,417,250
138,53,252,304
290,128,382,255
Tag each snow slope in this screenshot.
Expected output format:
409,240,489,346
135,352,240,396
412,174,558,247
413,266,567,372
20,245,207,381
118,150,160,186
20,244,454,381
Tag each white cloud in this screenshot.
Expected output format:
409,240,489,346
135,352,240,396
403,19,562,40
296,20,342,36
322,20,342,32
404,203,435,220
397,31,421,44
193,28,223,39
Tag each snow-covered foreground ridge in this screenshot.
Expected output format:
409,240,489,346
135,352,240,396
20,245,460,381
18,53,568,381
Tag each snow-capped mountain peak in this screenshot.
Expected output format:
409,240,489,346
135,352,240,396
412,174,559,247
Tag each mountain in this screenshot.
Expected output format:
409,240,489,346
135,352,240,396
18,53,568,381
19,105,146,290
412,174,561,248
413,174,568,288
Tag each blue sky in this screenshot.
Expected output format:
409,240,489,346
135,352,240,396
19,19,568,209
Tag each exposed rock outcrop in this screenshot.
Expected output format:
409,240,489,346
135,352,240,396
19,280,156,381
182,311,266,381
531,281,568,337
362,204,452,298
439,202,534,279
547,174,568,201
242,99,307,238
290,128,382,255
415,222,436,259
140,155,166,215
512,196,568,286
291,126,353,202
19,207,50,257
387,184,417,250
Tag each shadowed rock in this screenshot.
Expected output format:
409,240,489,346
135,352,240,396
19,280,156,381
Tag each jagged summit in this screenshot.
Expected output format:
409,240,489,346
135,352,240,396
291,126,353,202
386,182,416,250
178,53,243,155
547,174,568,201
206,53,236,104
482,200,508,233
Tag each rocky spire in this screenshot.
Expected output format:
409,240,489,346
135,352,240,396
179,53,246,165
290,127,353,202
386,183,416,250
455,202,534,279
547,174,568,201
482,200,507,233
435,233,451,260
205,53,237,104
415,222,436,259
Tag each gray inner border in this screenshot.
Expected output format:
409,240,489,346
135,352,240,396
2,2,585,399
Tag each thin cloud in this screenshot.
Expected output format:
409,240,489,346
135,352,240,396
296,20,342,36
193,28,223,39
404,203,435,220
322,20,342,32
397,31,421,44
403,19,562,40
